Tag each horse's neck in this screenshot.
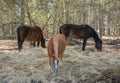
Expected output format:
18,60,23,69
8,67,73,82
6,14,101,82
92,32,100,42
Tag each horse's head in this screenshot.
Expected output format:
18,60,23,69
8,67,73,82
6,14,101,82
95,39,102,51
41,38,46,48
52,60,59,72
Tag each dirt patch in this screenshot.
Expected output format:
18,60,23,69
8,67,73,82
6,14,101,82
0,40,120,83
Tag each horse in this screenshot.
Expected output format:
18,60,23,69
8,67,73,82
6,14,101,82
47,34,66,72
16,25,46,51
59,24,102,51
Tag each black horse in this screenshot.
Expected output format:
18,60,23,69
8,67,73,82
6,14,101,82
59,24,102,51
16,25,46,51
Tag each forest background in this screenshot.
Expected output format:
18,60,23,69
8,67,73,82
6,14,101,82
0,0,119,40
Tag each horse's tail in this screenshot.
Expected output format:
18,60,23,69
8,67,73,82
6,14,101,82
40,32,46,48
16,27,21,47
41,35,44,42
59,24,72,39
59,27,62,34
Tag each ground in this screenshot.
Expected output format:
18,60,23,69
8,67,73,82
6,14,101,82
0,39,120,83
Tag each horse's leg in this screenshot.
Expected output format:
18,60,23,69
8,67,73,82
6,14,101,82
18,40,21,51
19,40,24,51
30,41,33,46
37,41,40,47
82,38,87,51
33,41,35,47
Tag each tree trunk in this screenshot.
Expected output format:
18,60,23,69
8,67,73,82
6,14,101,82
98,0,102,39
20,0,25,25
63,0,67,24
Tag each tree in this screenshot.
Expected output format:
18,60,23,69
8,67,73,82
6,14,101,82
0,0,119,38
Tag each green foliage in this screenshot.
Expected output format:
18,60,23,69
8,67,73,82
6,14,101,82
0,0,119,37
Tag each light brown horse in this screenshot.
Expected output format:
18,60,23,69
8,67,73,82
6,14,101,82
17,25,46,51
47,34,66,72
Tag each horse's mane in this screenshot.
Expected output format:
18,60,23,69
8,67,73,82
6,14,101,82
92,29,101,41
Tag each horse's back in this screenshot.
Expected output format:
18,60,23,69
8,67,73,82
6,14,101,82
47,34,66,57
59,24,96,39
19,25,42,41
51,34,66,47
28,26,42,40
53,34,66,43
60,24,94,33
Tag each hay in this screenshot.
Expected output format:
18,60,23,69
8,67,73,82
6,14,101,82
0,40,120,83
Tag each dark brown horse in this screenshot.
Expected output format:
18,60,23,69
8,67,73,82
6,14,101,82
59,24,102,51
17,25,46,51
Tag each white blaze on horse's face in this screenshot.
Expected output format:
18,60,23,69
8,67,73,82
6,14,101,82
54,60,58,68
